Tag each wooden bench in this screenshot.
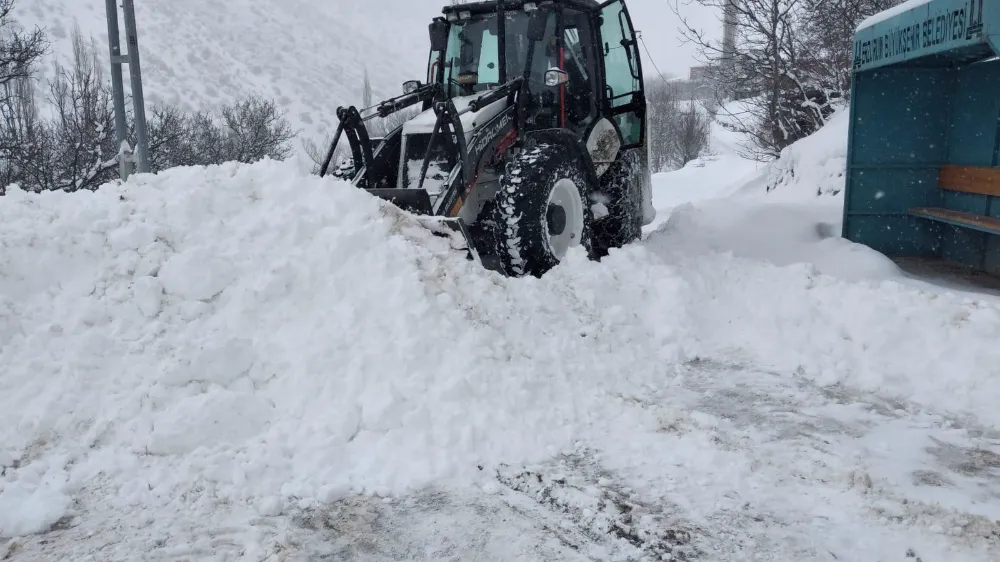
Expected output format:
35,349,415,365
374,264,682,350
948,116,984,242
908,165,1000,235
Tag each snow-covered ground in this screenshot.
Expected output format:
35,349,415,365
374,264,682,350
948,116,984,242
3,107,1000,560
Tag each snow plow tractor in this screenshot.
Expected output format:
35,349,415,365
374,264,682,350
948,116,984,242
319,0,653,277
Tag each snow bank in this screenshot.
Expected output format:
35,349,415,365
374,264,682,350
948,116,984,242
645,194,1000,432
649,197,900,282
3,156,1000,538
0,462,71,537
858,0,933,31
764,109,850,198
0,160,689,536
644,104,1000,425
645,104,764,230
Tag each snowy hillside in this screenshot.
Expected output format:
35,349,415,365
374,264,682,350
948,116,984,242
764,109,851,198
17,0,721,162
19,0,443,152
2,133,1000,558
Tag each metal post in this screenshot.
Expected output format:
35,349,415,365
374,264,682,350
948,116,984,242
105,0,132,179
121,0,151,174
496,0,506,83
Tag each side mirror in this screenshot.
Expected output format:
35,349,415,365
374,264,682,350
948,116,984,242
429,20,449,51
403,80,422,94
544,68,568,87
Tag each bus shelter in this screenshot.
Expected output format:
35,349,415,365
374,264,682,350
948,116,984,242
842,0,1000,273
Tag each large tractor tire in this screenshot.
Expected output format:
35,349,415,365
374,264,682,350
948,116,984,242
491,143,595,278
592,148,644,257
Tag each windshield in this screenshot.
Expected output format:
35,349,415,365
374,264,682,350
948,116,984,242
440,11,556,98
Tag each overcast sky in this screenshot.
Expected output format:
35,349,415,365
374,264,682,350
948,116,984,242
626,0,722,80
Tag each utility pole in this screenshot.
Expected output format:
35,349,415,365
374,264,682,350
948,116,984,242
105,0,151,180
105,0,131,179
121,0,150,174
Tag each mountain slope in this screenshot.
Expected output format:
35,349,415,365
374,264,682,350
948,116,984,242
17,0,722,159
19,0,439,152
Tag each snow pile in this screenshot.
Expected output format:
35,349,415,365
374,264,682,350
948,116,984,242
0,458,71,537
646,102,1000,431
0,160,688,537
3,155,1000,541
645,206,1000,431
764,109,850,198
649,198,900,282
645,103,764,230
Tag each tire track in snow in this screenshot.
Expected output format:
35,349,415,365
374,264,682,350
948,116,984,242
665,357,1000,558
6,356,1000,561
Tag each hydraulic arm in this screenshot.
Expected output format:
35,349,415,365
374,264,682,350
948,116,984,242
318,83,440,180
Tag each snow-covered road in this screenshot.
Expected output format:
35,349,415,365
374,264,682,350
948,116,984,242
6,357,998,561
2,153,999,560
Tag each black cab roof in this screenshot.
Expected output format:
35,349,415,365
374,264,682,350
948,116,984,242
441,0,601,17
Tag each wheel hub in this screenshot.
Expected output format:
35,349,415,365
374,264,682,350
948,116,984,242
545,178,585,260
547,204,567,236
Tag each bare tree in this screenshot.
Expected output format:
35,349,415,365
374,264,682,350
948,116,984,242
645,77,711,171
141,96,295,171
218,95,295,163
646,79,680,172
671,0,901,159
0,18,296,194
672,105,711,166
362,67,373,110
671,0,826,159
798,0,900,98
43,26,117,192
145,103,197,171
302,133,350,175
0,0,46,192
0,0,45,87
0,75,46,191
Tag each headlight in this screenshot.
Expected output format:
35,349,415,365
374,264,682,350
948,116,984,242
544,68,568,87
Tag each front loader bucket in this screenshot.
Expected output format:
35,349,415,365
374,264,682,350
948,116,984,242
367,188,482,266
413,215,482,266
368,188,434,215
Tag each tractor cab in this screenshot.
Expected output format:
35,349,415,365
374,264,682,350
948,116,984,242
424,1,618,136
318,0,652,278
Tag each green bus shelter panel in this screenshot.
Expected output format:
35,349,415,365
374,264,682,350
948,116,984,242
947,60,1000,165
849,69,954,167
983,237,1000,273
942,190,990,214
939,221,987,265
844,214,942,256
854,0,996,73
847,167,942,213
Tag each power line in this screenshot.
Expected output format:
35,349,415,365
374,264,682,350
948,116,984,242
636,32,674,87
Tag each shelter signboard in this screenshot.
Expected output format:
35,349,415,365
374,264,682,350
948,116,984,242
852,0,990,72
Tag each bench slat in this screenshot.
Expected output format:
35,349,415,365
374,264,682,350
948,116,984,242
939,165,1000,196
909,207,1000,235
